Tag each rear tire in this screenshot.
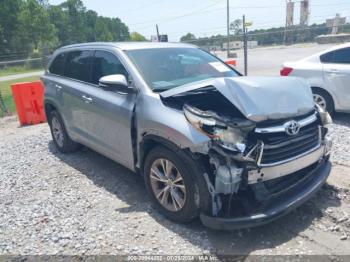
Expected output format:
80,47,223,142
48,110,80,153
144,146,203,223
312,88,334,114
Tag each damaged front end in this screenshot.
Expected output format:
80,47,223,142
166,86,332,230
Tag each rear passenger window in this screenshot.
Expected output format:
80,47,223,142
64,50,93,82
320,48,350,64
91,51,128,85
334,48,350,64
320,51,334,63
49,53,66,76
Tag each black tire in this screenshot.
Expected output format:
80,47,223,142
48,110,80,153
312,88,335,114
143,145,209,223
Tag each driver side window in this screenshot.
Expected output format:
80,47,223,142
91,51,128,85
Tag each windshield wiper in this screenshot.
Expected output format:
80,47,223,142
171,86,217,97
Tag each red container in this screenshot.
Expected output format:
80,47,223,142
11,81,46,125
225,59,237,67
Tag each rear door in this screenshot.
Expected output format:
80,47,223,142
322,47,350,110
76,50,137,168
60,50,94,139
43,52,67,114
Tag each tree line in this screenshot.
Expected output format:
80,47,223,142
0,0,147,60
180,21,350,48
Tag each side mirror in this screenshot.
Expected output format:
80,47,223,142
99,74,131,93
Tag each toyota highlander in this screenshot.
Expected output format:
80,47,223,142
42,42,333,230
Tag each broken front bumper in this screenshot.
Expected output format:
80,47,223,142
200,157,331,230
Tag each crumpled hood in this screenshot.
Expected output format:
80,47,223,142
160,76,315,122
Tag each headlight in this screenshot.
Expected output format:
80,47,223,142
316,104,333,126
183,104,249,152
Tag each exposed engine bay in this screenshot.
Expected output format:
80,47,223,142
160,79,333,219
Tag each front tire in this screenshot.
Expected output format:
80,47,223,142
48,110,80,153
144,146,201,223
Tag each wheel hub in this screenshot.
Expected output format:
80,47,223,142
313,94,327,111
149,158,186,212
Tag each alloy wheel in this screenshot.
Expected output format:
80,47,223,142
313,94,327,111
149,158,186,212
51,117,64,147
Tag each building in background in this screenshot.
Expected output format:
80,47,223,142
222,41,258,50
151,35,169,42
316,14,349,44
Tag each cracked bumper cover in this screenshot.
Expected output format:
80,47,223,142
200,157,331,230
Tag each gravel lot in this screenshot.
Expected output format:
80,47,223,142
1,114,350,257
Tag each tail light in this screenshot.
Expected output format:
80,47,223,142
280,67,293,76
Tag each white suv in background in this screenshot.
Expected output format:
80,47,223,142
281,43,350,114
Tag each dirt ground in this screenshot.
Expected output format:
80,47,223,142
0,115,350,258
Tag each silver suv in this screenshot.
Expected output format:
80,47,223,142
42,42,333,230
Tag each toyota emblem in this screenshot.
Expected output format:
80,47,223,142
285,120,301,136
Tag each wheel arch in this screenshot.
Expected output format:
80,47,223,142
139,135,189,173
139,134,212,213
44,101,57,120
311,86,332,97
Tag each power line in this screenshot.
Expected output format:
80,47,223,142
129,0,223,30
166,12,346,39
121,0,165,13
131,0,350,37
181,24,341,43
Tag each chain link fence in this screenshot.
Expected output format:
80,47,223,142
0,50,50,117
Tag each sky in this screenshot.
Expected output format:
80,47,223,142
49,0,350,41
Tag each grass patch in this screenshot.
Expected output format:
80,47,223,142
0,66,43,77
0,76,40,117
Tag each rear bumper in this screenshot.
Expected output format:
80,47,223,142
200,158,331,230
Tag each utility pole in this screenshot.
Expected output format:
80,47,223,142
156,24,160,42
226,0,230,58
243,15,248,76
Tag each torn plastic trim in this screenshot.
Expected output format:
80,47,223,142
199,140,265,216
203,172,222,216
200,159,331,230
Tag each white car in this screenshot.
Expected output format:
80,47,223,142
281,43,350,114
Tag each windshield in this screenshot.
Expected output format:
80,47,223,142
126,48,238,92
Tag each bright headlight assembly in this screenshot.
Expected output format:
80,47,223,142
183,104,253,152
316,104,333,126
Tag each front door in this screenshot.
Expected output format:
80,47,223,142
78,50,136,169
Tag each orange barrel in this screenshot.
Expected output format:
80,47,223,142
11,81,46,125
225,59,237,67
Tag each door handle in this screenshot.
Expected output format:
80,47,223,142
81,95,93,103
326,68,340,74
55,84,63,91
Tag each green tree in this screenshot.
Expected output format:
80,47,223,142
18,0,58,50
180,33,196,42
0,0,130,57
0,0,22,54
84,10,98,42
48,5,70,46
230,19,243,35
130,32,147,41
59,0,86,44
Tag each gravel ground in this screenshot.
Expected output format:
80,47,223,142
1,114,350,257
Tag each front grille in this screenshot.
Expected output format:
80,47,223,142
255,119,320,165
